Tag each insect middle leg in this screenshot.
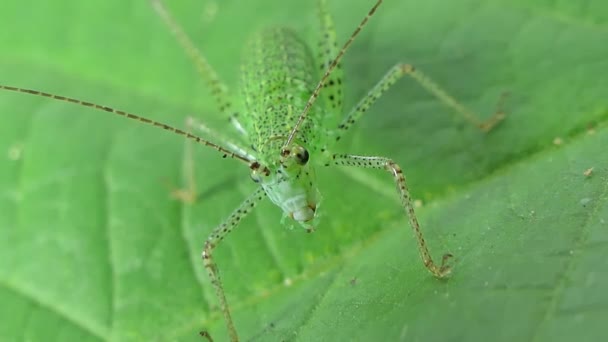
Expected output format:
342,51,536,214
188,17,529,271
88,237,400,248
201,187,266,342
329,154,452,277
334,63,508,142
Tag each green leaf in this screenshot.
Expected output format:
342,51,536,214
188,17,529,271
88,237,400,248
1,0,607,341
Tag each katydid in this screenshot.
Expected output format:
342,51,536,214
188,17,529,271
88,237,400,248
0,0,506,340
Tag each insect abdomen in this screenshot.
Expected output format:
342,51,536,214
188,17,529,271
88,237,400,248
241,28,320,165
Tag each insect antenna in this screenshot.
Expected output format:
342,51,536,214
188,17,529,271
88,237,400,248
0,85,252,164
283,0,383,148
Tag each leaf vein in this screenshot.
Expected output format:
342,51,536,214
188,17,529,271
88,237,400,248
529,152,608,341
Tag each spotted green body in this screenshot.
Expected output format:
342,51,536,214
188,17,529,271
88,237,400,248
240,28,335,223
241,28,323,164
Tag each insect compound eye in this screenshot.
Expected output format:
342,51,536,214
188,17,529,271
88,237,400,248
295,147,309,165
249,161,265,183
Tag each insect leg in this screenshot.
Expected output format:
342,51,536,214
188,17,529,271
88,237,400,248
150,0,246,135
170,117,198,204
201,187,266,342
329,154,452,278
187,117,255,161
334,64,507,142
199,331,213,342
316,0,344,116
284,0,383,148
170,116,256,203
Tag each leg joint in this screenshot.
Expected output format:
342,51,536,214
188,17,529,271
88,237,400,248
399,63,415,73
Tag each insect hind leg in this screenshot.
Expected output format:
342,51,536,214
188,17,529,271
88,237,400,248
150,0,246,133
333,63,508,142
316,0,344,115
401,64,508,131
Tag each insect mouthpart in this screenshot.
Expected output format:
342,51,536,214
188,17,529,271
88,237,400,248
290,203,317,222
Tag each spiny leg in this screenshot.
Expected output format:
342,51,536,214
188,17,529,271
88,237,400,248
150,0,246,134
284,0,384,147
202,187,266,342
199,331,213,342
316,0,344,115
329,154,452,277
334,64,507,142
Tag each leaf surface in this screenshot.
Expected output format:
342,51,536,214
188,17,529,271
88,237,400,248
0,0,606,341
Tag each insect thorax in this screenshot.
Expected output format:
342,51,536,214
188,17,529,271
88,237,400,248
240,27,325,167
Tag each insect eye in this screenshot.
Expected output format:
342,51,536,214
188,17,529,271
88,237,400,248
250,162,266,183
296,148,309,165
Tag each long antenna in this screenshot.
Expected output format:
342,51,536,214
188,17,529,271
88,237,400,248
0,85,252,164
283,0,383,148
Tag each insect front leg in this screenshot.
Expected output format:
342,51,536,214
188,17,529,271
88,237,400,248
334,63,508,142
201,187,266,342
170,117,253,204
329,154,452,278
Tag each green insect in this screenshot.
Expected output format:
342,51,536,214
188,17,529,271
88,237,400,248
0,0,506,340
